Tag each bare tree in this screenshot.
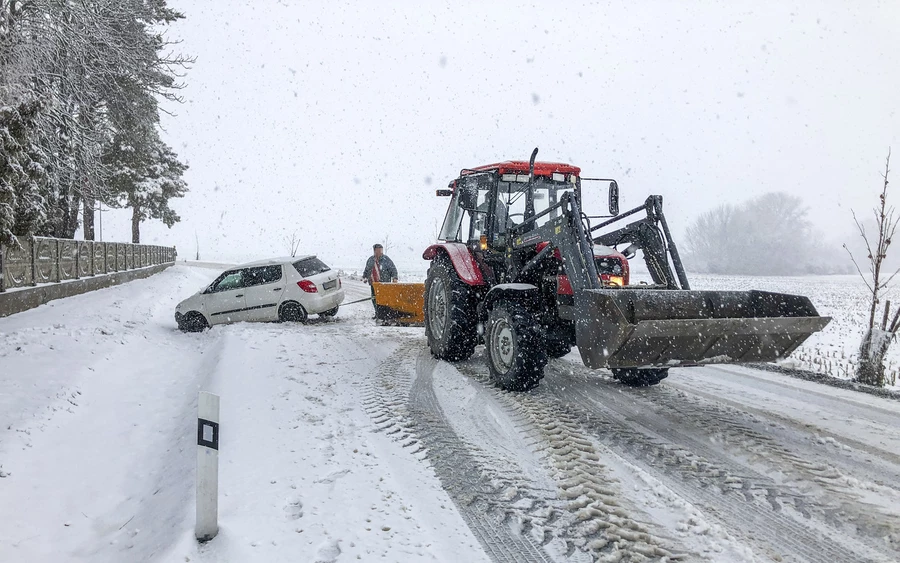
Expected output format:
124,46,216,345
682,192,834,275
285,231,300,257
844,149,898,387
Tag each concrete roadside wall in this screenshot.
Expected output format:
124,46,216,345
0,262,173,317
0,235,176,318
0,263,174,319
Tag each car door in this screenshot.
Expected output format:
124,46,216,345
241,265,286,321
204,269,249,324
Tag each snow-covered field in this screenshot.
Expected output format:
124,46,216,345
1,264,899,563
687,273,900,388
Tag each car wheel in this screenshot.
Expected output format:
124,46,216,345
179,311,209,333
610,367,668,387
424,255,477,361
279,301,308,323
319,306,339,318
485,300,547,391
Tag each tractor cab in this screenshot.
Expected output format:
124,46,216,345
436,160,627,289
437,161,582,252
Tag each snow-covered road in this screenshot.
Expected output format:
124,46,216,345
1,264,899,562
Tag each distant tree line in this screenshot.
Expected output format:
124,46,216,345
0,0,190,245
682,192,848,275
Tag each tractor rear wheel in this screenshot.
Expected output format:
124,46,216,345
424,256,478,361
610,367,668,387
485,300,547,391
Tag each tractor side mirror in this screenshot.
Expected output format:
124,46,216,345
436,189,453,197
608,181,619,216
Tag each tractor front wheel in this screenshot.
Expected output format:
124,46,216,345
424,256,477,361
485,300,547,391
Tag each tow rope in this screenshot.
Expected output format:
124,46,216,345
342,295,375,306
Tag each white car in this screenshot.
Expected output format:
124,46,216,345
175,256,345,331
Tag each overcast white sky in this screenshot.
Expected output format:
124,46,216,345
99,0,900,271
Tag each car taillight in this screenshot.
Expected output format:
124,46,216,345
600,274,625,287
297,280,318,293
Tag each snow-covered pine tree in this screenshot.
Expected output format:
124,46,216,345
0,100,47,245
1,0,190,241
102,103,187,244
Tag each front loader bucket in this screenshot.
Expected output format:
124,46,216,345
372,282,425,325
574,289,830,369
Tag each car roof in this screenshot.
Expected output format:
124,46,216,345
231,256,315,269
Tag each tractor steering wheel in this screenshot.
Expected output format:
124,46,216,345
505,212,525,230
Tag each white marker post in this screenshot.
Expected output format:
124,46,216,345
196,392,220,542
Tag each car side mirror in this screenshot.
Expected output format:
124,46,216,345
608,181,619,216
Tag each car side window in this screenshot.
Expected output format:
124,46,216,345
261,265,283,284
212,270,244,292
244,265,283,287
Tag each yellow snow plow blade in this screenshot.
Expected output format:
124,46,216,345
574,289,831,369
372,282,425,325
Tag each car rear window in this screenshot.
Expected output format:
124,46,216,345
293,257,331,277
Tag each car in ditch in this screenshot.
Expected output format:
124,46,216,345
175,256,344,331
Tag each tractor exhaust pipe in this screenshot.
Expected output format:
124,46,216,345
528,147,538,181
525,147,539,219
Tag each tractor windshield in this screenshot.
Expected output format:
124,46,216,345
498,176,576,231
437,174,578,245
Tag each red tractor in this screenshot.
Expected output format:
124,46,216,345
420,148,829,391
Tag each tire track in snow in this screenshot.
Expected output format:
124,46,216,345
539,361,892,563
638,382,900,551
363,340,557,563
453,360,690,562
366,340,724,561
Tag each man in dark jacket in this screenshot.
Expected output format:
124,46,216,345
363,244,398,317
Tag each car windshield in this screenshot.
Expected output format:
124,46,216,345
293,257,330,277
